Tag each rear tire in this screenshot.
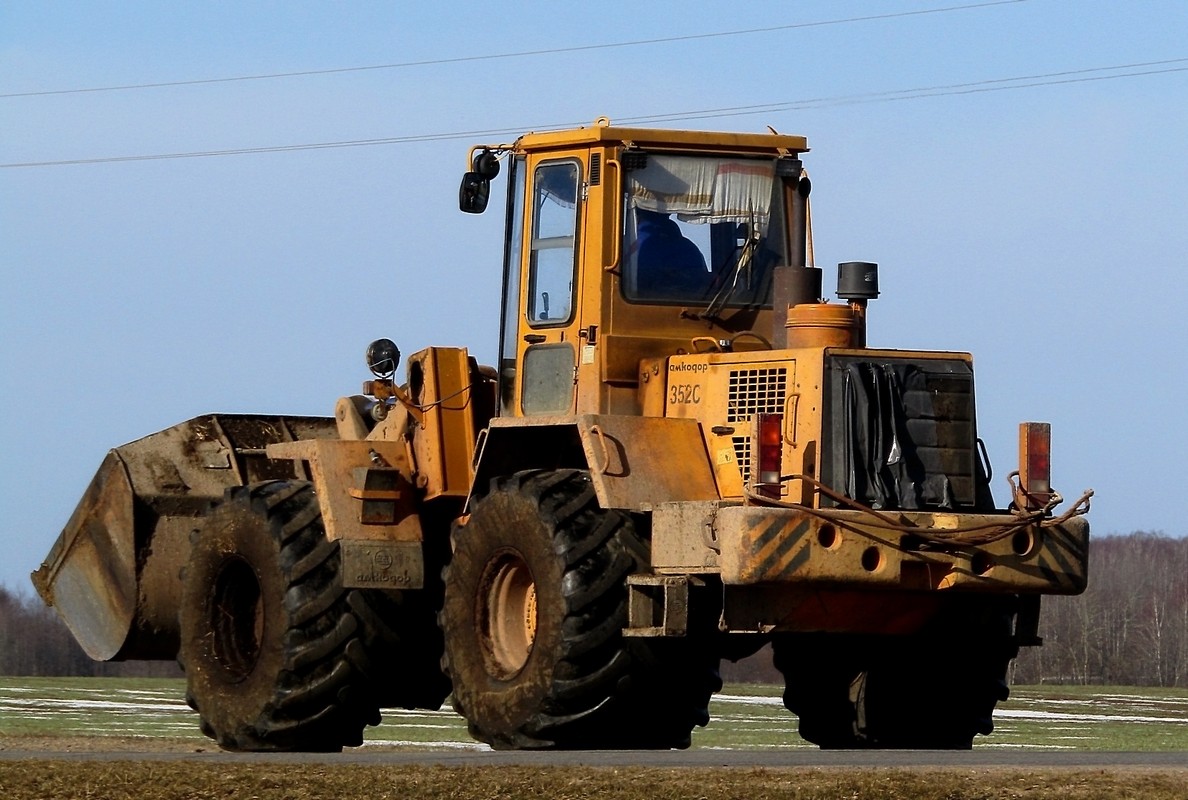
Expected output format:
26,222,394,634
179,480,401,751
773,635,864,749
850,615,1017,749
774,607,1016,750
439,469,718,749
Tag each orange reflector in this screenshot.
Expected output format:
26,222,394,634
1019,422,1051,508
757,413,783,499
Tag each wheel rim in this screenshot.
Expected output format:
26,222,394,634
477,550,537,679
209,556,264,682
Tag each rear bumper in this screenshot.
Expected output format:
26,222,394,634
712,506,1088,594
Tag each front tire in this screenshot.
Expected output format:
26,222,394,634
439,469,718,749
178,481,385,751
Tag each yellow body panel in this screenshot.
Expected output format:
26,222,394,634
266,439,422,544
404,347,482,501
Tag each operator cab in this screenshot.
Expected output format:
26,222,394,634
460,120,810,419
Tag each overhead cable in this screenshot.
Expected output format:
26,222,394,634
3,57,1183,170
0,1,1025,99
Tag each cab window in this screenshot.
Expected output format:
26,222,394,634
622,154,784,308
527,161,580,325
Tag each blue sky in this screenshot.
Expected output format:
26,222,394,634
2,1,1186,593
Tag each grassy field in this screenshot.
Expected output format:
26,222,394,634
2,677,1188,751
2,678,1186,799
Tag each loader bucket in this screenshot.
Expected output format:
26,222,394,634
31,414,337,661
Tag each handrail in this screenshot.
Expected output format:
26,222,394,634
603,158,622,272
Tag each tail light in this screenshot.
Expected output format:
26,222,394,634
755,413,783,499
1019,422,1051,508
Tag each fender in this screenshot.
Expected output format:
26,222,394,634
471,413,719,511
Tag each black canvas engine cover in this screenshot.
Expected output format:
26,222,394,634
824,357,994,511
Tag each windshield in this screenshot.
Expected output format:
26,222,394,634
621,154,785,309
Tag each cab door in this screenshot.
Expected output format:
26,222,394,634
505,154,587,416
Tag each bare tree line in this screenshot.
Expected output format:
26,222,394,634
4,532,1185,685
1011,532,1188,687
0,586,179,678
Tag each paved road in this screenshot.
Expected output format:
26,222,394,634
2,747,1186,769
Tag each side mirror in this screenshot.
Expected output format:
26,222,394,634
459,171,490,214
473,149,500,180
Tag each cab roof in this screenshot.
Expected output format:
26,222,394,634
510,118,809,156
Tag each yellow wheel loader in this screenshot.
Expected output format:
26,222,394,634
33,118,1091,752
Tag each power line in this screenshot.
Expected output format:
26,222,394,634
3,58,1183,170
0,1,1025,99
0,128,529,168
618,58,1188,124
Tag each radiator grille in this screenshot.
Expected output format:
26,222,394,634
728,367,787,481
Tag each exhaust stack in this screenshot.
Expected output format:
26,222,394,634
836,261,879,348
